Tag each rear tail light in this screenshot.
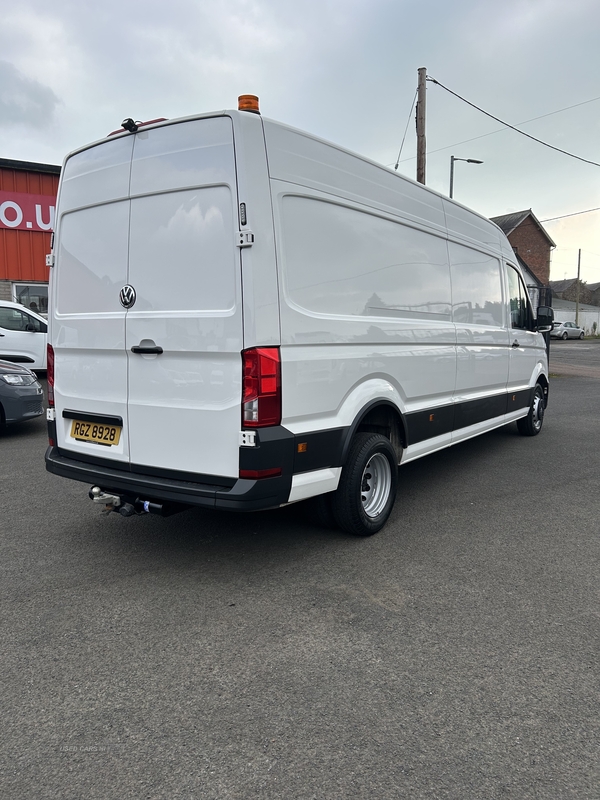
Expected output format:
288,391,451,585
47,344,55,407
242,347,281,427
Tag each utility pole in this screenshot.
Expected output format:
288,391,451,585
416,67,426,185
575,249,581,326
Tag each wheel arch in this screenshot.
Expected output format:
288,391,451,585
536,372,550,407
340,400,406,466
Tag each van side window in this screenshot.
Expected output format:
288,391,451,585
449,243,503,326
507,266,530,330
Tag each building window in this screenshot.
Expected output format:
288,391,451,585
13,284,48,315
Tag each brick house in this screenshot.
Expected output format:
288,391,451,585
490,209,555,287
551,278,600,308
0,158,61,313
590,282,600,305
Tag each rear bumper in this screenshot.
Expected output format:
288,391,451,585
45,423,347,512
45,445,293,512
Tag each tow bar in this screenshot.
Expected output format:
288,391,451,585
89,486,180,517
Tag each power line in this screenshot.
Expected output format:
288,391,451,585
541,207,600,222
391,94,600,166
427,76,600,168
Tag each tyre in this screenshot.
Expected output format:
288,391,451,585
517,384,545,436
579,332,584,339
562,332,568,340
332,432,398,536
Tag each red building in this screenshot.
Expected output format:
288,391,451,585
0,158,61,314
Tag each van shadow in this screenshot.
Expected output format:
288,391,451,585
75,424,521,580
78,495,353,583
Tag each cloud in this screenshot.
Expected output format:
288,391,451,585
0,60,60,128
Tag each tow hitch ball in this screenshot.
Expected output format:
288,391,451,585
89,486,163,516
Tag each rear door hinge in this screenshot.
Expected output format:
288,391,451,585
237,230,254,248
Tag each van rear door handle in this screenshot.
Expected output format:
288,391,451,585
512,339,520,348
131,341,163,355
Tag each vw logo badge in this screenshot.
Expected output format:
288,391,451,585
119,285,136,309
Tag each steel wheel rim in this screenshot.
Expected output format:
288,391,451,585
532,390,544,431
361,453,392,518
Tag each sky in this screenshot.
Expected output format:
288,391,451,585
2,0,599,283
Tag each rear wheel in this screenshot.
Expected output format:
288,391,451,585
517,384,545,436
562,332,568,340
332,433,398,536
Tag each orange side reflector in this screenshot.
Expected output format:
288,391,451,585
297,442,308,453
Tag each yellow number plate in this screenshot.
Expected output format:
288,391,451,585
70,419,122,446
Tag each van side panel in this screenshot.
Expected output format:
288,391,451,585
263,122,456,446
449,240,510,420
262,120,548,477
274,189,456,431
441,196,504,253
263,121,447,235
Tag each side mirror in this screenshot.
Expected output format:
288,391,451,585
536,306,554,331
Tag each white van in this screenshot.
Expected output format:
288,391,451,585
45,97,553,536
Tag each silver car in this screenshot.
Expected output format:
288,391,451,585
0,360,44,427
550,321,585,340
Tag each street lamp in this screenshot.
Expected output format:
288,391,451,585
449,155,483,199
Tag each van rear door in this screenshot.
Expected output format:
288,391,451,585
53,135,134,464
53,117,244,479
125,118,243,477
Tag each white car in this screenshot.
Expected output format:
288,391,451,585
0,300,48,370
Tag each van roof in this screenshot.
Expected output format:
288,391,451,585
62,108,515,264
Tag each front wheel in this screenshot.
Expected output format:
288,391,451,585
579,332,585,339
332,433,398,536
517,384,545,436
